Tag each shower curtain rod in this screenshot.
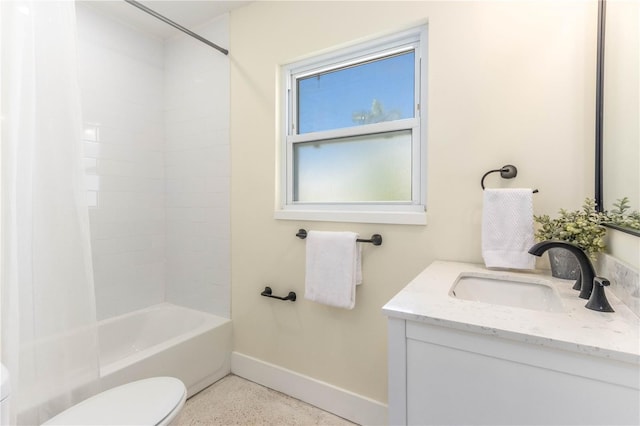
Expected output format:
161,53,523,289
124,0,229,56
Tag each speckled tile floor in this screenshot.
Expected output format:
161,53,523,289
178,374,356,426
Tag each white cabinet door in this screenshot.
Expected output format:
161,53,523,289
407,338,637,425
393,321,640,426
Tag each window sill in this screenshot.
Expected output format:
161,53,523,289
274,208,427,225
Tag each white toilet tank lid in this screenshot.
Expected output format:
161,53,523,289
0,363,9,402
43,377,186,425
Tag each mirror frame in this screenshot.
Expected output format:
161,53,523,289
595,0,640,237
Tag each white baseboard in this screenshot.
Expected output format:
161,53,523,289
231,352,388,426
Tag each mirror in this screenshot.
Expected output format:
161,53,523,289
597,0,640,236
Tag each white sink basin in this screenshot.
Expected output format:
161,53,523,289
450,273,565,312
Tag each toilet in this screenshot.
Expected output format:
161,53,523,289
43,377,186,426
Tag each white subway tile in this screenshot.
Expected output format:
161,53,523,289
83,157,98,173
83,141,101,158
80,6,230,319
165,124,228,150
85,175,100,191
91,235,152,256
82,124,100,142
96,159,136,177
87,191,98,208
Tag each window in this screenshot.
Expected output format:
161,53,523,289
277,26,427,225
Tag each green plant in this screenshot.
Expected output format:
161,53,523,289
606,197,640,230
534,198,607,259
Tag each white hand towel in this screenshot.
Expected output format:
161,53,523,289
304,231,361,309
482,188,536,270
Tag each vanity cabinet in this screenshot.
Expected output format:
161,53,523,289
388,318,639,425
383,261,640,426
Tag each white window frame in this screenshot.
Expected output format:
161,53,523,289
275,26,428,225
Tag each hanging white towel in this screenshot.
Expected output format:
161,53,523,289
304,231,362,309
482,188,536,270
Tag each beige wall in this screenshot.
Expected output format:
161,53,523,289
230,0,596,403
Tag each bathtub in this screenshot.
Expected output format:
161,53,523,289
98,303,232,397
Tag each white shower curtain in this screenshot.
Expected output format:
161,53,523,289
1,1,100,424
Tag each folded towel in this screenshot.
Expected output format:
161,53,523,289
304,231,361,309
482,188,536,270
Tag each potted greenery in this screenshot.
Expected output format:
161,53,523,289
533,198,607,279
534,197,640,279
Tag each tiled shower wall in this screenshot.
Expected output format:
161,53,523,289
77,4,165,320
164,16,231,317
76,4,230,320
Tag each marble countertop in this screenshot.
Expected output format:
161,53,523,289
382,260,640,364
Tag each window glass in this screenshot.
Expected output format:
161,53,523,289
297,51,415,134
293,130,412,202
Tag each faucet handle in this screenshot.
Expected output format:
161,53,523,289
572,271,581,291
585,277,614,313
